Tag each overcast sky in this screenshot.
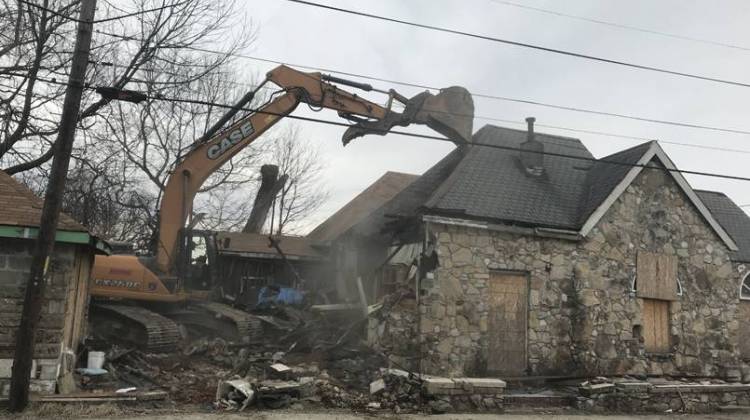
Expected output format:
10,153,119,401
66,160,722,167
236,0,750,232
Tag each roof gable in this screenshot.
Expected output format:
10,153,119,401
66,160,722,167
578,142,738,251
308,171,418,243
0,170,86,232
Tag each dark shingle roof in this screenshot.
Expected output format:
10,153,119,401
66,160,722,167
424,125,595,229
347,124,746,251
577,141,654,225
695,190,750,263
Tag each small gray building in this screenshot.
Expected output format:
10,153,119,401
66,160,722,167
0,170,109,395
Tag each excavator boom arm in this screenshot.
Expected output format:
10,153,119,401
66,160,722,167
155,65,394,273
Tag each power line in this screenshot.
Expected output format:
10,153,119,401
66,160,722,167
93,29,750,137
140,93,750,182
282,0,750,89
17,0,189,24
488,0,750,52
9,57,750,157
12,71,746,182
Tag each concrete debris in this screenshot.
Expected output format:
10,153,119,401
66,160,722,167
216,379,255,411
369,378,385,395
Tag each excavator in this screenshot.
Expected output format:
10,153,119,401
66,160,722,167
88,64,474,351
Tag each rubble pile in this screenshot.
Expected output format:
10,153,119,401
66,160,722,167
81,305,404,411
369,369,423,412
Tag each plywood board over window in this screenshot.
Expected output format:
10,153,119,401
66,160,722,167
643,298,670,353
637,252,679,301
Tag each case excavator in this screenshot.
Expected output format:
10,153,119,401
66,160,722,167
89,65,474,351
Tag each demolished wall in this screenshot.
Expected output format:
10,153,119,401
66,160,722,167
375,166,743,379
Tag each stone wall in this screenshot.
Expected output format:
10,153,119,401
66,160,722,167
578,382,750,414
379,165,742,378
367,293,420,372
0,238,79,395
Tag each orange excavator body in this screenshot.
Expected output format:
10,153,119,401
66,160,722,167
87,65,473,350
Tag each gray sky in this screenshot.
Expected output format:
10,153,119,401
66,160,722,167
238,0,750,232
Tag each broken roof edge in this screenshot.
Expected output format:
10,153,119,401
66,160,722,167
578,142,738,251
307,171,419,243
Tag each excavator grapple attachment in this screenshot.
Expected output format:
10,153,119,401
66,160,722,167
342,86,474,145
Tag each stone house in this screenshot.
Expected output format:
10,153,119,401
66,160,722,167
342,121,750,380
0,170,109,395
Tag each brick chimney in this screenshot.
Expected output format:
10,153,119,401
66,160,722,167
520,117,544,176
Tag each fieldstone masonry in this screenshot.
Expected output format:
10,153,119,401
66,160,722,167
0,238,78,395
372,165,746,380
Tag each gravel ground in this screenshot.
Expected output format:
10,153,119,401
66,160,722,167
4,406,749,420
60,413,750,420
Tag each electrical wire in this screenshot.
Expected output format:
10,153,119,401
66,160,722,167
8,63,750,158
93,29,750,138
140,93,750,182
282,0,750,89
17,0,189,24
488,0,750,52
7,70,747,183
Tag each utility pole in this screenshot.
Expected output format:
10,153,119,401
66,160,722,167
9,0,97,411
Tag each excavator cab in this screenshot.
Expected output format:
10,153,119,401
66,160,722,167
176,229,220,293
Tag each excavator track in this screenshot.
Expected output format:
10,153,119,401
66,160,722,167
91,303,182,352
192,301,263,343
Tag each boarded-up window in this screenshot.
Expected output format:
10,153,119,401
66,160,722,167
637,252,679,301
642,299,670,353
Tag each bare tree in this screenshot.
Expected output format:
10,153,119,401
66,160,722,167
1,0,267,249
265,124,329,235
0,0,253,174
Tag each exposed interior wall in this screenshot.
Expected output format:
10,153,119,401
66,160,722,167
377,166,742,379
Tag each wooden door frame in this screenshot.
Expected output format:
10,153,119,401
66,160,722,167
488,269,531,376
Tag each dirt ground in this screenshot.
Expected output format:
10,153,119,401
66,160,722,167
14,413,750,419
3,405,749,420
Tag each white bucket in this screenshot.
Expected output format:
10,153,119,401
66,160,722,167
87,351,105,369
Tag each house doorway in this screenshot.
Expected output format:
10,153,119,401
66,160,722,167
487,272,528,376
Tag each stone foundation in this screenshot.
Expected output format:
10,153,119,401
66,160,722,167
578,382,750,413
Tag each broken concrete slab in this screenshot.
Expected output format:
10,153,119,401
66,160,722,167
579,382,615,397
423,376,506,397
370,378,385,395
